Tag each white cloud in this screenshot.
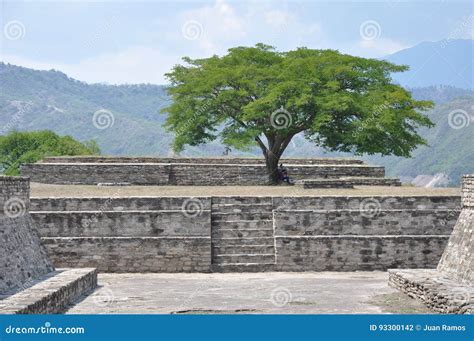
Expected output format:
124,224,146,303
180,0,247,54
3,46,179,84
347,38,408,58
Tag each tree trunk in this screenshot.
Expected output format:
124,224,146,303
256,134,294,186
265,151,280,185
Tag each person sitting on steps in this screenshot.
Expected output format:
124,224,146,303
278,163,293,185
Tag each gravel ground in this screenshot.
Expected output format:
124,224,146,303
31,183,460,198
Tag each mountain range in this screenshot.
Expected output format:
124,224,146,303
0,39,473,185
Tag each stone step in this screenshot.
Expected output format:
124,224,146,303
211,197,273,205
212,228,274,238
213,253,275,264
212,212,273,221
212,244,275,255
211,263,276,273
211,203,273,214
211,220,273,229
341,177,402,186
212,237,275,247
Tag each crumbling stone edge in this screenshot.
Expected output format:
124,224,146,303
0,268,97,314
388,269,473,314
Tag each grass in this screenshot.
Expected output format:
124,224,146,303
30,183,460,198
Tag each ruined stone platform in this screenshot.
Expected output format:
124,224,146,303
28,182,461,273
0,268,97,314
0,176,97,314
21,156,389,186
388,269,473,314
388,175,473,314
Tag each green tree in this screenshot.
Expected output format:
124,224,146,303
163,44,434,184
0,130,100,175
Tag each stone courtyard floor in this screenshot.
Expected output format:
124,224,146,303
67,272,432,314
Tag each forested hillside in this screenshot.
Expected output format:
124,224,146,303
1,62,473,185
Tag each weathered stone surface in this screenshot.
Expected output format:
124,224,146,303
0,268,97,314
31,210,211,237
275,236,449,271
273,209,457,236
41,156,365,165
389,174,473,314
301,179,354,189
0,215,54,294
0,176,30,217
41,237,211,273
301,177,401,188
30,196,212,211
437,175,473,285
67,272,432,314
21,162,385,185
0,176,53,295
389,269,473,314
272,195,460,210
32,193,460,272
0,176,97,315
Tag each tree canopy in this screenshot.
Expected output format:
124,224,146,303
0,130,100,175
162,44,434,184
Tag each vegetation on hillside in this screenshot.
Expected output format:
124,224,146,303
0,130,100,175
0,61,472,185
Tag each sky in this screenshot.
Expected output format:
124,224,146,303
1,0,473,84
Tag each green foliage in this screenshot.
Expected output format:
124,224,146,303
0,130,100,175
365,95,474,184
163,44,434,163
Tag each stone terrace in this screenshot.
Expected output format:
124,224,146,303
30,182,460,273
21,156,397,186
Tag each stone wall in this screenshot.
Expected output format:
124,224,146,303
40,156,365,165
0,176,54,295
388,175,473,314
32,197,212,272
0,176,30,213
31,194,460,272
22,163,384,186
0,268,97,314
272,196,459,271
436,175,473,285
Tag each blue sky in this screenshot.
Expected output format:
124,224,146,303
1,0,472,84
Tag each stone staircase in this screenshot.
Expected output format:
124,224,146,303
211,197,276,272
